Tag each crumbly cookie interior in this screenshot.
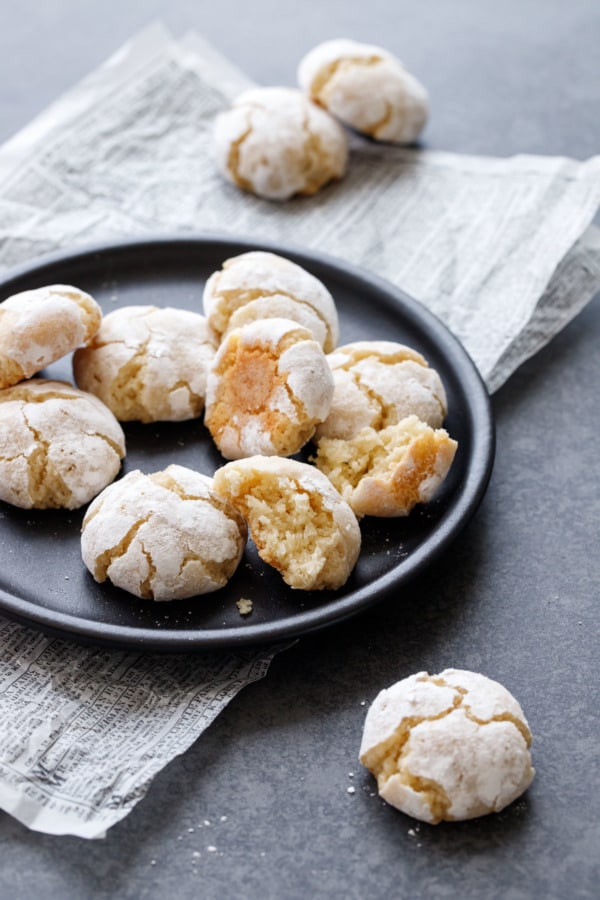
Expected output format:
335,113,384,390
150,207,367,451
214,465,354,590
314,415,457,516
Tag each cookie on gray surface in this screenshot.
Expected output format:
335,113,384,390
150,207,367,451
360,669,535,823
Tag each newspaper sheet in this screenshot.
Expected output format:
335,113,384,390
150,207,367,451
0,620,279,838
0,22,599,839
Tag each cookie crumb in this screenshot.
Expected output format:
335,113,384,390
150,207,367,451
236,597,253,617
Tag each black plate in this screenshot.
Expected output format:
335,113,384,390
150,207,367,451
0,236,494,650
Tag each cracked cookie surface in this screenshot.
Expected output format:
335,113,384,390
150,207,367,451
298,38,429,144
73,305,215,423
203,251,339,352
360,669,535,823
0,284,101,390
315,340,447,441
212,456,361,591
81,465,247,601
204,317,334,460
213,86,348,200
0,379,125,509
313,415,457,517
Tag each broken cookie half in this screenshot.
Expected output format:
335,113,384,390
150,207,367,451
313,414,457,517
212,456,361,591
81,465,247,601
360,669,535,823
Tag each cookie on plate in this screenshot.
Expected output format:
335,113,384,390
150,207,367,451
213,86,348,200
204,318,334,460
0,284,101,390
313,415,457,517
73,305,215,423
81,465,247,601
298,38,428,144
360,669,535,823
0,379,125,510
315,341,447,441
203,251,339,352
212,456,361,591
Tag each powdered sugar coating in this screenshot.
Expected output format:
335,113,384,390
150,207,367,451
205,318,334,460
81,465,247,601
73,305,215,423
315,340,447,441
0,284,101,389
0,379,125,510
213,87,348,200
298,38,428,144
360,669,535,823
203,251,339,352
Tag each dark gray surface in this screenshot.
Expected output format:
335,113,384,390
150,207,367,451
0,1,599,898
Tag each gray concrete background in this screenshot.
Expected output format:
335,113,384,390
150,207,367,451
0,1,598,897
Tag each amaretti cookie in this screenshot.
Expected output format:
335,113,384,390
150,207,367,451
0,284,101,390
212,456,361,591
298,38,428,144
315,341,447,441
204,318,334,460
203,251,339,352
313,415,457,517
73,305,215,423
81,465,247,601
360,669,535,823
0,379,125,510
213,86,348,200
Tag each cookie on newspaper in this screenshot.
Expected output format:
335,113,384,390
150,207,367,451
298,38,428,144
315,341,447,441
360,669,535,823
73,305,215,423
203,251,339,352
204,318,334,460
0,284,101,390
212,456,361,591
213,86,348,200
81,465,247,601
0,379,125,510
313,415,457,517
